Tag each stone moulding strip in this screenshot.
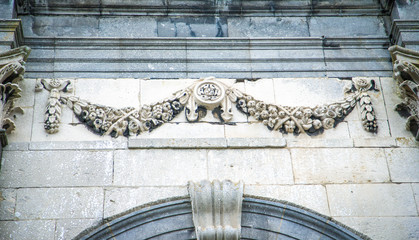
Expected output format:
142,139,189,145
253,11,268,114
188,180,244,240
36,77,379,138
128,137,287,149
389,45,419,141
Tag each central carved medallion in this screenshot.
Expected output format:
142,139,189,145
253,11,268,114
194,81,224,108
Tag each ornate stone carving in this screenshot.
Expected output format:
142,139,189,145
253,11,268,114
188,180,244,240
0,46,31,143
35,79,73,134
38,77,379,138
389,45,419,140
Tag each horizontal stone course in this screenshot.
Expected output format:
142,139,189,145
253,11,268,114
0,220,55,240
0,150,113,187
327,184,417,217
385,148,419,182
291,148,390,184
15,188,103,220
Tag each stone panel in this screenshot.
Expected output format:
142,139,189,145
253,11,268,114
224,123,282,138
23,16,100,37
207,149,293,184
113,149,207,186
104,187,188,218
0,189,16,220
385,148,419,183
413,184,419,215
6,108,33,143
291,148,389,184
0,150,113,187
99,17,157,37
55,219,101,240
309,17,386,37
245,185,330,215
15,188,103,219
0,220,55,240
327,184,417,217
335,217,419,240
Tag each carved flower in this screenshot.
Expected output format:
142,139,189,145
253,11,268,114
325,109,337,119
248,107,256,116
128,120,139,133
171,101,182,111
162,112,171,122
294,110,303,119
247,100,256,108
284,120,296,133
313,105,328,118
140,105,152,121
114,120,128,136
261,110,269,119
322,118,335,129
152,104,163,119
268,106,278,118
301,117,313,130
102,121,111,131
268,117,277,128
256,102,266,111
96,109,105,118
81,110,89,120
162,102,171,112
88,112,97,121
93,119,102,129
278,111,286,118
88,106,96,113
313,119,322,129
303,108,312,117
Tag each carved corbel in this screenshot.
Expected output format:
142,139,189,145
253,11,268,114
389,45,419,140
35,79,73,134
0,46,31,146
188,180,244,240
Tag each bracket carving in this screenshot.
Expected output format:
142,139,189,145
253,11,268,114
36,77,378,138
389,45,419,140
0,46,31,143
188,180,244,240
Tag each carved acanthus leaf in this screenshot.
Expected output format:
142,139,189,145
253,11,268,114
38,77,379,138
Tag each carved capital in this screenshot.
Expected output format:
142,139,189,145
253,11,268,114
389,45,419,140
0,46,30,137
188,180,244,240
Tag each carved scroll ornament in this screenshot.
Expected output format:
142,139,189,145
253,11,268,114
0,46,31,143
36,77,378,138
389,45,419,140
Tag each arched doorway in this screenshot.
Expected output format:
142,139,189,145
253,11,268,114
76,196,369,240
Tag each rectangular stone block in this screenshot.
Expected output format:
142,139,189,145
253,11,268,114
224,123,282,138
99,17,157,37
139,79,195,107
226,138,286,148
55,219,101,240
0,189,16,220
131,122,225,139
29,139,127,150
395,137,419,148
291,148,389,184
15,188,103,219
207,149,294,184
286,138,354,148
104,187,188,218
327,184,417,217
244,79,275,103
309,17,386,37
128,138,227,149
0,220,55,240
113,149,207,186
334,217,419,240
385,148,419,182
6,107,33,143
245,185,330,215
413,184,419,215
3,142,29,151
0,150,113,187
15,78,36,108
353,137,396,147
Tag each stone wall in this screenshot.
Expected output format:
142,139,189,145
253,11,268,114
0,76,418,239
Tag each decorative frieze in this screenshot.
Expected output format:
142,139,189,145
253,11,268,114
0,46,31,146
36,77,379,138
188,180,244,240
389,45,419,140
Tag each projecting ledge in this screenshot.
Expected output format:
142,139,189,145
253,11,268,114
128,137,287,149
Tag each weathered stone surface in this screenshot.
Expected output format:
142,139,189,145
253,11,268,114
6,108,33,143
226,138,286,148
158,17,228,37
14,78,36,108
228,17,309,37
131,122,225,139
99,17,157,37
412,184,419,215
104,187,188,219
15,188,103,219
335,217,419,240
224,123,282,138
0,220,55,240
291,148,389,184
29,139,127,150
385,148,419,182
348,120,390,139
2,142,29,151
129,138,227,149
0,150,113,187
287,138,354,148
55,219,101,240
327,184,417,216
353,137,396,147
207,149,293,184
245,185,330,215
30,123,113,142
113,149,207,186
395,136,419,147
244,79,275,104
0,189,16,220
309,17,386,37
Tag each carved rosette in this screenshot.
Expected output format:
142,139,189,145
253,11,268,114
38,76,379,138
389,45,419,140
0,46,31,144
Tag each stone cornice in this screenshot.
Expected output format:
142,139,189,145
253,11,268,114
390,20,419,47
0,19,24,48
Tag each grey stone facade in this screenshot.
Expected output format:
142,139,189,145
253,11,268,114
1,0,419,239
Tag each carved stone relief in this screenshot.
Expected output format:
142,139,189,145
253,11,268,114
188,180,244,240
36,77,379,138
0,46,31,145
389,45,419,140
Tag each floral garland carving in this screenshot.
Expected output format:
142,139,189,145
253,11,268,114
37,77,378,138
